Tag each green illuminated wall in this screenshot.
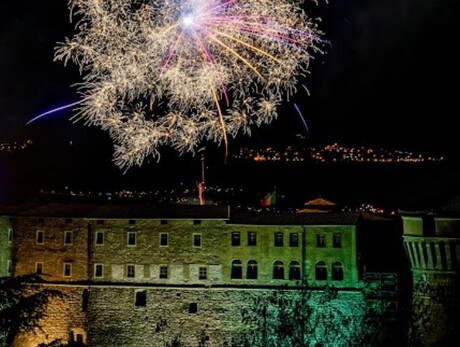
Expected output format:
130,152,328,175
0,216,12,277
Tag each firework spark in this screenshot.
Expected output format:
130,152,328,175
50,0,324,169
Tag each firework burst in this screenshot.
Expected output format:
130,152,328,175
53,0,324,169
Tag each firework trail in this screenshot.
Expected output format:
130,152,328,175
294,103,310,136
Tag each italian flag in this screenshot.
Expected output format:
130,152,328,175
260,190,276,207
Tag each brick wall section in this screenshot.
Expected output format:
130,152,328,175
0,216,12,277
87,286,364,347
13,285,88,347
12,218,89,281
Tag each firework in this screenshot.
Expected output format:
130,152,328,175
53,0,324,168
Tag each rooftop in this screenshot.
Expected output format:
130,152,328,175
228,211,360,226
0,202,229,220
0,202,361,225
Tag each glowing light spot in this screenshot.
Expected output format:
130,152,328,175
181,14,195,29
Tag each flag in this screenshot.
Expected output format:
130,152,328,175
260,190,276,207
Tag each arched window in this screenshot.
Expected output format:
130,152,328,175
289,261,301,280
315,261,327,281
231,260,242,279
247,260,258,279
273,261,284,279
332,262,344,281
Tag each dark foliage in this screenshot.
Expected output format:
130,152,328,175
0,274,62,346
234,280,396,347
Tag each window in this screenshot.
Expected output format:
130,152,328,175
289,233,299,247
273,261,284,279
332,262,344,281
38,218,45,224
94,264,104,278
160,220,168,225
36,262,43,275
199,266,207,280
333,234,342,248
64,231,73,245
160,266,168,279
63,263,72,277
231,232,240,246
274,232,283,247
127,264,135,278
65,218,72,224
231,260,243,279
129,219,136,225
8,228,13,243
247,260,258,279
160,233,168,247
193,220,201,225
189,302,198,314
193,233,202,247
315,261,327,281
82,289,89,311
95,231,104,245
289,261,301,280
316,234,326,248
7,260,12,275
36,230,44,244
135,290,147,307
96,219,104,225
127,231,136,246
248,232,257,246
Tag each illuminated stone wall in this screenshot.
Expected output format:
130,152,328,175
10,218,358,288
13,285,88,347
402,215,460,345
8,214,361,345
0,216,12,277
86,286,365,347
12,218,89,281
304,225,357,286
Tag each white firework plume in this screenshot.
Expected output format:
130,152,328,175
54,0,324,169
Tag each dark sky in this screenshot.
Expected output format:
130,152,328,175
0,0,459,204
1,0,459,151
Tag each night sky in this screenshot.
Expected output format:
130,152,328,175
0,0,459,205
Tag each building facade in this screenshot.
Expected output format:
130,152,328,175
401,206,460,345
1,202,368,346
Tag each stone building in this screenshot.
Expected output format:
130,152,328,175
0,202,395,346
401,197,460,345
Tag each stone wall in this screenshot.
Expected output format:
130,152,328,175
304,225,357,286
88,220,357,287
8,216,363,346
14,285,88,347
13,218,89,282
86,286,365,347
0,216,12,277
409,272,460,345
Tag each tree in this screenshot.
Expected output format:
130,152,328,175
0,274,62,346
235,280,395,347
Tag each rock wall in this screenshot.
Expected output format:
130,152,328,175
14,285,88,347
86,286,365,347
